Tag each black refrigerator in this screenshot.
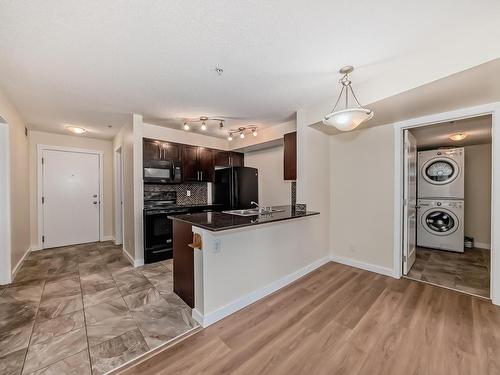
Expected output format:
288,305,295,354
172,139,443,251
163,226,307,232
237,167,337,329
213,167,258,210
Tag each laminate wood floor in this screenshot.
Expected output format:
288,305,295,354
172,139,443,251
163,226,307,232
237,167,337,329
407,247,490,298
118,261,500,375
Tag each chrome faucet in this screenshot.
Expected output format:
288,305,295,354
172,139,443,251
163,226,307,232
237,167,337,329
251,201,271,213
250,201,260,209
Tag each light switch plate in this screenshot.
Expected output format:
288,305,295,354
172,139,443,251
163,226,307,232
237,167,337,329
187,190,191,197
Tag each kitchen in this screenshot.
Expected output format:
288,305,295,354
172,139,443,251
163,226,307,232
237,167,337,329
140,122,321,326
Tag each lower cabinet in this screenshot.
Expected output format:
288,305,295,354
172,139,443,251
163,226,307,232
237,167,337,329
173,221,194,308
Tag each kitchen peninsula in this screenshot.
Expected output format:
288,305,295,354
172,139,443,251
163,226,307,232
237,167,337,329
170,206,322,327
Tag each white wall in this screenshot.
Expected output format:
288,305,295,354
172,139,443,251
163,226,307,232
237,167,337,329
113,119,136,262
29,131,114,248
0,87,30,282
329,124,395,272
464,143,492,248
143,122,228,150
244,146,291,206
295,110,331,268
229,120,296,150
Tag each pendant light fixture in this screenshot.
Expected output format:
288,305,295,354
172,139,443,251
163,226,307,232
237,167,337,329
323,66,373,131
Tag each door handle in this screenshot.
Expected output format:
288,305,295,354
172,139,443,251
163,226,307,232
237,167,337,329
93,201,98,205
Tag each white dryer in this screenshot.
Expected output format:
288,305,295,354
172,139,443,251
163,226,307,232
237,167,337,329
417,199,464,253
417,147,464,199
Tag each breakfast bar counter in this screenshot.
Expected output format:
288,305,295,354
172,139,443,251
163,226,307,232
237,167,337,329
170,206,324,327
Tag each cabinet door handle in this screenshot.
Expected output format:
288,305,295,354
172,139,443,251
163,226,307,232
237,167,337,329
201,171,203,180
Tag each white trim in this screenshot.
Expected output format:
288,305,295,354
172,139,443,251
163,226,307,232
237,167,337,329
192,255,331,327
11,247,31,281
36,144,105,250
0,121,11,284
122,248,134,265
122,247,144,268
474,242,491,250
114,145,124,246
101,235,115,242
330,254,396,278
393,102,500,305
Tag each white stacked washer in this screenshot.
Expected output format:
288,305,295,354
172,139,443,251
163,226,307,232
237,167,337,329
417,147,465,252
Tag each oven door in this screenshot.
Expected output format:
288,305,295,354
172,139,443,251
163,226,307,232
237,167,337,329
143,209,187,263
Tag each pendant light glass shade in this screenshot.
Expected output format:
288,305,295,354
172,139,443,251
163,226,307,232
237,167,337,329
323,66,373,131
323,108,374,131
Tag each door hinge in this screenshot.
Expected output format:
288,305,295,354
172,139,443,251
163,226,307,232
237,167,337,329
42,235,45,243
42,196,45,204
402,255,407,262
41,157,44,165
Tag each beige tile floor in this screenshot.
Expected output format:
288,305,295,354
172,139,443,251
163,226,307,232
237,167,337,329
406,246,490,298
0,242,198,375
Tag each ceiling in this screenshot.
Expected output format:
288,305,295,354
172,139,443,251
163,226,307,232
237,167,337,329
1,1,500,139
410,115,492,149
312,57,500,135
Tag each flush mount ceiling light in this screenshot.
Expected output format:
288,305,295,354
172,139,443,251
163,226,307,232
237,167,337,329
323,66,374,131
227,126,259,141
449,132,467,141
65,125,86,134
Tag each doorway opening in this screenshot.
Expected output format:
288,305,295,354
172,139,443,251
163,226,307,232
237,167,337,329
401,115,492,298
37,145,104,249
0,117,11,284
114,146,124,245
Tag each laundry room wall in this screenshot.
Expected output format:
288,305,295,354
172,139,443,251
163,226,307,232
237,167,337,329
464,143,491,249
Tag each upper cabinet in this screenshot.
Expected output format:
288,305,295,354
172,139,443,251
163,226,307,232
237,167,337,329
182,145,215,182
283,131,297,180
143,138,244,183
214,151,244,167
143,138,182,163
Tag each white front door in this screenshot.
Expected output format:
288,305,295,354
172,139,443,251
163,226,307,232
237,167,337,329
42,149,100,248
403,130,417,274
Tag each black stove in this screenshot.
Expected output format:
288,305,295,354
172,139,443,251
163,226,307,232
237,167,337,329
143,191,187,264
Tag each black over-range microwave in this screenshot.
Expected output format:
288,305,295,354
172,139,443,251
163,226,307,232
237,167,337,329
143,160,182,184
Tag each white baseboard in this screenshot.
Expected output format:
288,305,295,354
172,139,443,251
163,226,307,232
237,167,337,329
11,247,31,282
330,254,396,278
122,248,134,265
474,242,491,250
30,244,43,251
101,235,114,242
122,248,144,268
193,255,331,328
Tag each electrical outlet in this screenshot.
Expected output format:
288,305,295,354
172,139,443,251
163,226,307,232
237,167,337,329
214,239,221,253
187,190,191,197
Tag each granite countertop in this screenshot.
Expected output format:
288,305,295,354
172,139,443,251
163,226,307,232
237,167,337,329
176,203,223,208
169,205,319,232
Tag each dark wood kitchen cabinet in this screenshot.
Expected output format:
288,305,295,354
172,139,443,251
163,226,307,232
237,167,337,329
284,131,297,180
173,221,194,308
182,145,215,182
143,138,182,163
214,151,244,167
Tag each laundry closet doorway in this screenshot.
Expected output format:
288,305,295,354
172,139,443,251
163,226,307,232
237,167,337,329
394,103,500,304
37,145,104,249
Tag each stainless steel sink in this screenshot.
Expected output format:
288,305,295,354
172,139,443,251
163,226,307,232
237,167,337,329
222,208,285,217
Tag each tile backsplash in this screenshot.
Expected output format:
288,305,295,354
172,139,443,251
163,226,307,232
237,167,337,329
144,183,208,205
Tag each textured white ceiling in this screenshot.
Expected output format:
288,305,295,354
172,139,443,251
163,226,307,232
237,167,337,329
410,115,492,149
0,0,500,139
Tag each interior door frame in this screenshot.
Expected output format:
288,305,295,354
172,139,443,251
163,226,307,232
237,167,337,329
393,102,500,305
114,145,124,245
36,144,104,250
0,118,11,283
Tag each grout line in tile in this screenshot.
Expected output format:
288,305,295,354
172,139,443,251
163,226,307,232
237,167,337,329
77,264,94,375
20,279,47,375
